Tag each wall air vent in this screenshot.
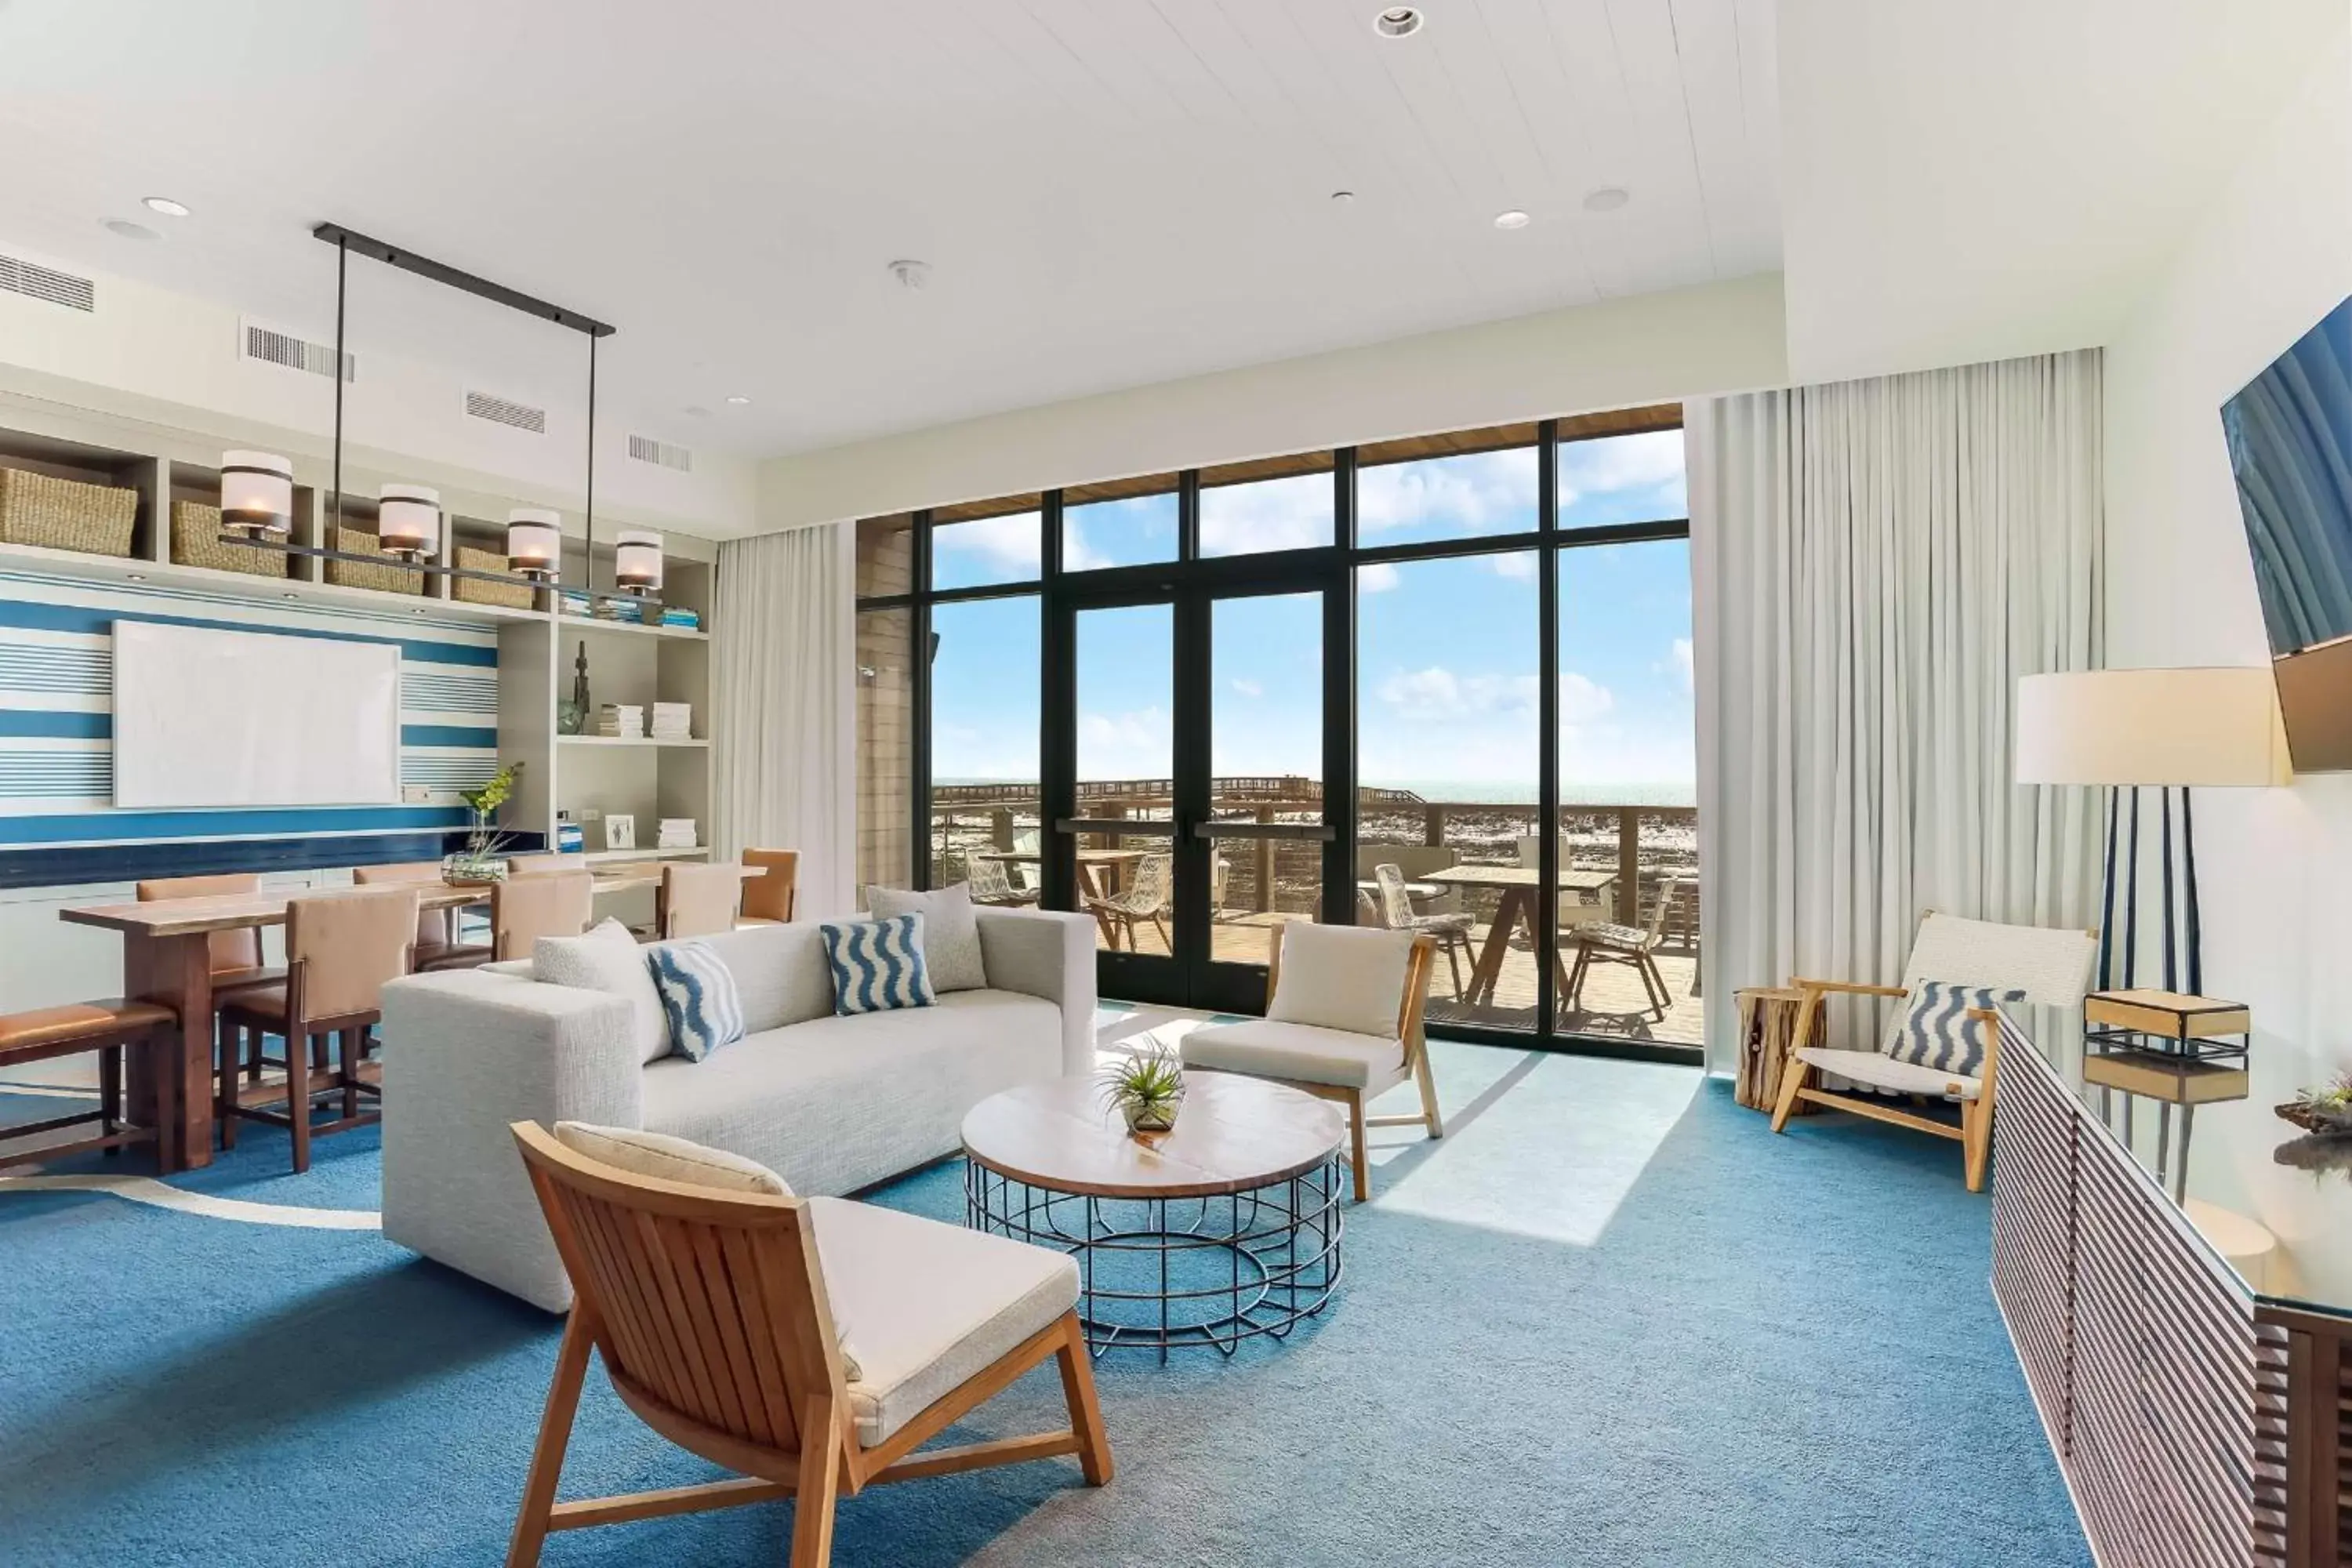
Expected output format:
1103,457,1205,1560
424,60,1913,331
0,252,95,312
465,390,546,434
241,319,354,382
627,434,692,473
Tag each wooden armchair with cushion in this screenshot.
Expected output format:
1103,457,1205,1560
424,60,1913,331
657,862,742,939
739,848,800,926
506,1120,1111,1568
1178,922,1440,1203
1769,911,2097,1190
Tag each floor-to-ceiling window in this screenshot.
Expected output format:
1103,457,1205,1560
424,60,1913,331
851,406,1697,1057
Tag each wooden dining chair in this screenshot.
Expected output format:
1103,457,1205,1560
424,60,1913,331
1561,876,1680,1022
356,860,491,971
509,851,592,877
657,862,741,939
506,1121,1111,1567
739,848,800,925
490,871,594,960
136,873,284,998
218,886,419,1173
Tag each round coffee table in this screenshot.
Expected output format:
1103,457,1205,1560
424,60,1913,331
960,1072,1347,1359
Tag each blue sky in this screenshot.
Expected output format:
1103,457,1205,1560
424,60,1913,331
927,432,1693,802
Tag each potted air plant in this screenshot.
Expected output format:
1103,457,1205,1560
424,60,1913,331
444,760,524,885
1098,1044,1187,1136
2278,1071,2352,1139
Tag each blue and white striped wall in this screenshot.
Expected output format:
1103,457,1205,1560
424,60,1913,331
0,568,500,852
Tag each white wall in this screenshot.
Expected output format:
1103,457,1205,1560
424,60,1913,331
2103,17,2352,1290
757,274,1789,528
0,239,756,538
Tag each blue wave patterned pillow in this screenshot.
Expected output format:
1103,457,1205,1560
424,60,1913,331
646,940,746,1062
1886,979,2024,1079
820,912,935,1016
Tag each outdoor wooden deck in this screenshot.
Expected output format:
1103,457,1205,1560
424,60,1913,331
1104,914,1703,1050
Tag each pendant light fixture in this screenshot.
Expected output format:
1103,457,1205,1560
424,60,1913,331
506,507,562,579
214,223,658,613
218,451,294,538
377,484,441,560
613,529,664,594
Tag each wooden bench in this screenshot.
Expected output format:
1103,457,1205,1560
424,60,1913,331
0,998,180,1171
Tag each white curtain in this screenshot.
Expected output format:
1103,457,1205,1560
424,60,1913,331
1689,350,2106,1073
712,522,856,917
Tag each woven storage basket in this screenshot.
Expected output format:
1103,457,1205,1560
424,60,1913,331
453,543,535,609
171,500,288,578
0,466,138,557
325,525,424,595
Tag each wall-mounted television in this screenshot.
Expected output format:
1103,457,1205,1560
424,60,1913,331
2222,293,2352,771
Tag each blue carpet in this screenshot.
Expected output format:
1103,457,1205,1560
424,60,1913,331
0,1046,2090,1566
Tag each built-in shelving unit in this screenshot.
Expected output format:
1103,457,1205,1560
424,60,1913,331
0,394,724,884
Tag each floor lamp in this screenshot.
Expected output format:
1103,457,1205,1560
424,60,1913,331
2015,669,2289,994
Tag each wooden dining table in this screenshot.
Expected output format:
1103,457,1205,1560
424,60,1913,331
57,861,742,1172
1420,864,1620,1008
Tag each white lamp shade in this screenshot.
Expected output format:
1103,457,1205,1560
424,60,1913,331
378,484,441,559
614,528,663,592
506,507,561,576
2016,668,2292,786
219,451,293,537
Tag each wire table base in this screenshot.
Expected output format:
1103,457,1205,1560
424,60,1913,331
964,1156,1344,1361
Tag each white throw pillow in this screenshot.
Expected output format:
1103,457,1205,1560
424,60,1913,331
535,918,669,1065
863,884,986,992
1267,923,1417,1039
553,1121,793,1196
549,1123,862,1379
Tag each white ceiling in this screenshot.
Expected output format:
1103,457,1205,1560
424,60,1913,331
0,0,1780,462
1778,0,2347,384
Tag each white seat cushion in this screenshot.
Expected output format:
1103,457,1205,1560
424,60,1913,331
1795,1047,1982,1102
551,1121,793,1195
804,1196,1077,1446
1178,1016,1408,1094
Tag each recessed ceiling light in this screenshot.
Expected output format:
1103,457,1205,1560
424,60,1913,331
104,219,159,241
889,259,932,291
1331,190,1356,205
725,395,753,406
1493,209,1531,231
684,405,711,418
1374,6,1424,38
1582,187,1632,213
142,196,191,218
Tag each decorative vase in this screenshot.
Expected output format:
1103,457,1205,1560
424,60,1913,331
1120,1096,1181,1134
442,851,508,887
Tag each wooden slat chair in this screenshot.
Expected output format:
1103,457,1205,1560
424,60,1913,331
967,856,1040,908
1561,876,1681,1022
1374,862,1473,1000
657,861,742,939
1178,922,1441,1203
1083,851,1172,952
218,886,419,1173
0,998,180,1171
506,1121,1112,1568
1769,911,2099,1191
738,848,800,926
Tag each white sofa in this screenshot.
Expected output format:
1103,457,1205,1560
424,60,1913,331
379,907,1095,1311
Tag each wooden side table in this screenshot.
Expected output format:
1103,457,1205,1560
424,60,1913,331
1734,985,1824,1114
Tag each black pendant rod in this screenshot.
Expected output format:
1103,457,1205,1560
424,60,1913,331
2097,786,2119,990
310,223,615,338
2123,787,2141,988
2182,788,2204,996
330,234,347,539
2159,786,2177,993
584,333,597,597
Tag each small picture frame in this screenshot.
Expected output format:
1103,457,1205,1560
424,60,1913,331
603,814,636,852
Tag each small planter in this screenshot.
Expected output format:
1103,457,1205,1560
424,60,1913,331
442,853,509,887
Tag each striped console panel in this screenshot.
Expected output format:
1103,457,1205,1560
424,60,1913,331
1994,1033,2263,1567
0,568,500,877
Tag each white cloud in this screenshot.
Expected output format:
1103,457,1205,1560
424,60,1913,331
1557,670,1614,724
1558,430,1685,514
1668,637,1693,694
1489,551,1538,580
1357,561,1401,593
1077,706,1172,780
935,510,1048,577
1375,666,1547,721
1198,473,1332,555
1229,677,1263,699
1358,449,1537,537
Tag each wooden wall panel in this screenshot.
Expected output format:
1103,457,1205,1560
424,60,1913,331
1992,1046,2078,1438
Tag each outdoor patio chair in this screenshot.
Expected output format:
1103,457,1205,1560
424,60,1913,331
1086,851,1172,951
1375,862,1472,1000
968,856,1039,907
505,1121,1111,1567
1561,877,1679,1022
1769,912,2097,1191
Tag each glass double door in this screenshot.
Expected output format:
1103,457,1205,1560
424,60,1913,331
1050,572,1341,1014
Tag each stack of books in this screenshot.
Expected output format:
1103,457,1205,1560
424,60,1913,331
659,606,700,631
657,818,698,851
596,703,644,739
652,702,692,742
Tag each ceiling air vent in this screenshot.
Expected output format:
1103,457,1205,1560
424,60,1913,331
465,390,546,434
627,434,692,474
241,318,354,382
0,252,95,312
